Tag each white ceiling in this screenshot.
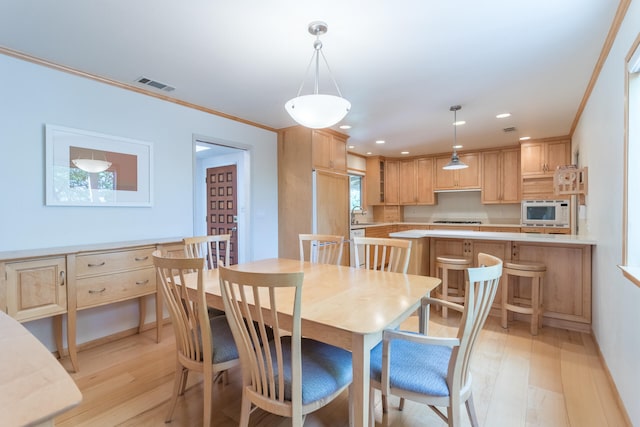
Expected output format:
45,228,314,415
0,1,620,157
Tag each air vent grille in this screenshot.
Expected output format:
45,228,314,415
503,126,517,133
135,76,175,92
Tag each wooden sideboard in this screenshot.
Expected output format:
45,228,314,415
0,238,182,371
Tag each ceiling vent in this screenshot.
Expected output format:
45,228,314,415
503,126,517,133
135,76,175,92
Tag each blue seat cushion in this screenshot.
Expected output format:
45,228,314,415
272,336,353,405
370,332,452,397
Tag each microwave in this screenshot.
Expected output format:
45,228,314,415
521,199,570,227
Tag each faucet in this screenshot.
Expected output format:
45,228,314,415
351,206,366,225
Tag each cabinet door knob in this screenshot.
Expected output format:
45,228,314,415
88,288,106,294
88,261,106,267
59,270,66,286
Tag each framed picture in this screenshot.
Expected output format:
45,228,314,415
45,125,153,207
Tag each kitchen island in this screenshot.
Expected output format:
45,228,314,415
390,229,596,332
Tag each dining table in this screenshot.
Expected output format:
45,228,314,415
188,258,441,427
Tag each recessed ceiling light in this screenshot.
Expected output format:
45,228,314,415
339,125,352,129
519,136,531,141
348,145,355,149
496,113,511,119
453,120,466,126
376,140,385,144
401,151,410,155
453,145,463,149
366,151,373,155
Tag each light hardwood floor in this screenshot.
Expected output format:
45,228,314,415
54,312,630,427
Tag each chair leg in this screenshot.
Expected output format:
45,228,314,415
165,364,185,422
399,397,405,411
369,387,375,427
466,393,479,427
531,276,540,335
203,371,213,427
239,390,252,427
382,394,388,413
442,268,449,318
501,275,509,329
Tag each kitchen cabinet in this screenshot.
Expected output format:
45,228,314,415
399,157,436,205
481,147,520,204
521,139,570,177
278,126,350,263
521,226,571,235
364,224,398,238
479,226,521,232
365,156,385,205
384,159,400,205
434,152,481,190
312,129,347,172
371,205,403,223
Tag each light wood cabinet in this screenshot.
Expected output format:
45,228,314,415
3,257,67,322
384,159,400,205
521,139,570,177
399,157,435,205
521,226,571,235
481,147,520,204
277,126,350,262
365,156,385,205
364,224,398,238
434,152,481,190
312,129,347,172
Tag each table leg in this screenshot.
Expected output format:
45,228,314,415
351,333,379,427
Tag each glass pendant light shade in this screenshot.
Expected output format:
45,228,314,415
285,94,351,129
442,105,468,170
285,21,350,129
72,158,112,173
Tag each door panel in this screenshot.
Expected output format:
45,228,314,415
207,165,238,265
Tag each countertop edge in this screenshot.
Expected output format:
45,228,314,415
389,229,596,245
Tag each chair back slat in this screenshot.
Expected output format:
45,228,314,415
298,234,344,265
184,234,232,269
353,236,412,273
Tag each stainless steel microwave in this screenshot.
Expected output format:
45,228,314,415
521,199,570,227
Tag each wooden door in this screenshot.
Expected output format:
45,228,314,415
481,151,501,203
206,165,238,265
416,157,435,204
384,160,400,204
399,159,416,204
456,153,480,188
546,140,570,172
501,148,521,202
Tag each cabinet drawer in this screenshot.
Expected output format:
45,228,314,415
76,268,156,308
76,247,155,277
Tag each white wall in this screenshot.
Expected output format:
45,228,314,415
0,54,278,349
572,2,640,424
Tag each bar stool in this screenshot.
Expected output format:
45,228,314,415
501,260,546,335
435,255,471,318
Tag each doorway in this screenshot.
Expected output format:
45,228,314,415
206,164,238,265
194,137,250,264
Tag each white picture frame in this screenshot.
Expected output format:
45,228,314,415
45,125,153,207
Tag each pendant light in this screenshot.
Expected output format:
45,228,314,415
72,153,112,173
285,21,351,129
443,105,468,170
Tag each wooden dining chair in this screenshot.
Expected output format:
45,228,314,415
183,234,232,269
298,233,344,265
369,253,503,427
218,266,353,427
353,236,412,273
184,234,232,317
152,251,240,427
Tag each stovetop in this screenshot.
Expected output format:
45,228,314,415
433,220,482,224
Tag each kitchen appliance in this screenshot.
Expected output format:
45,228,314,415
350,228,366,267
521,199,570,227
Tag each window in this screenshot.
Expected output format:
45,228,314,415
349,174,364,210
621,37,640,286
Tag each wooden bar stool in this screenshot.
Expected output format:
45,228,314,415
501,260,546,335
435,255,471,318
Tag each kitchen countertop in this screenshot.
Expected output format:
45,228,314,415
390,229,596,245
350,221,521,230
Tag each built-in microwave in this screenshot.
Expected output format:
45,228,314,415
521,199,570,227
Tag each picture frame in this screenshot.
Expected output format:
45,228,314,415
45,125,153,207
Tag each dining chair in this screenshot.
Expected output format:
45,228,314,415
218,265,353,427
353,236,412,273
183,234,232,269
152,251,240,427
298,233,344,265
184,234,232,317
369,252,503,427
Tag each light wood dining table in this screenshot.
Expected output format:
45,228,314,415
187,258,441,427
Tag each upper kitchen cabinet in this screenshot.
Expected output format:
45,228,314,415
384,159,400,205
434,152,481,190
311,129,347,172
521,138,571,177
481,147,520,204
399,157,436,205
366,156,385,205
